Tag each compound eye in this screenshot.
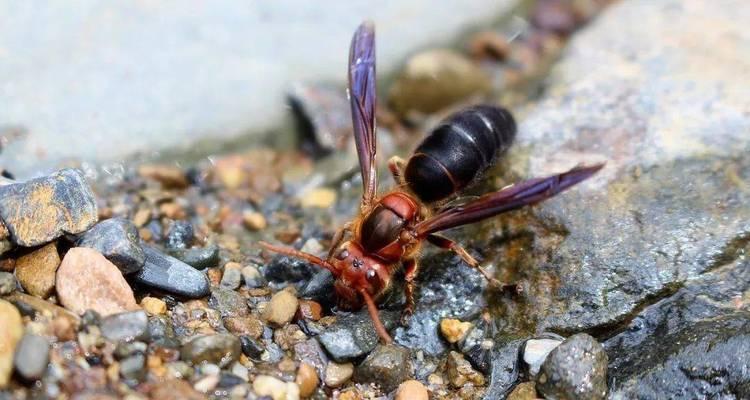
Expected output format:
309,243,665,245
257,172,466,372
335,249,350,260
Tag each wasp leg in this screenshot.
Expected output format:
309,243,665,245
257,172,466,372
401,258,420,326
388,156,407,185
426,234,520,294
327,222,353,259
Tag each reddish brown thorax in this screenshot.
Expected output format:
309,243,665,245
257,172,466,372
357,192,421,261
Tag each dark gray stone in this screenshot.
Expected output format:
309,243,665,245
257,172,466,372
263,254,318,287
535,334,607,400
353,344,411,393
484,338,525,399
394,251,487,356
77,217,145,274
167,244,220,270
165,220,194,249
0,271,16,295
0,168,97,247
239,335,264,361
148,315,179,348
241,265,267,289
217,372,245,388
114,341,148,359
298,269,334,306
293,338,329,377
318,309,398,362
180,334,241,367
13,334,49,380
208,287,248,317
133,245,210,298
100,310,149,343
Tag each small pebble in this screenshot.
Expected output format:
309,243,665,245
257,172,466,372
100,310,149,343
240,335,265,360
15,242,60,298
134,246,210,298
138,164,189,189
120,353,147,381
440,318,472,344
220,262,243,290
150,378,204,400
396,380,429,400
224,316,264,338
13,333,49,381
242,211,267,231
524,338,563,376
168,244,220,270
76,218,145,274
296,300,322,321
0,271,16,295
56,247,138,316
0,299,23,388
536,333,608,400
508,381,538,400
296,362,319,398
263,289,299,326
230,362,249,382
141,296,167,315
446,351,485,388
133,209,152,227
241,265,266,288
209,287,249,317
253,375,300,400
180,334,241,367
299,188,336,208
193,374,220,393
354,344,411,393
165,221,194,249
324,361,354,388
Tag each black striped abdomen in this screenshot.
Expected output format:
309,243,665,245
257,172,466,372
404,105,516,203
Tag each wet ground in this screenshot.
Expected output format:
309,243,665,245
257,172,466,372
2,0,750,399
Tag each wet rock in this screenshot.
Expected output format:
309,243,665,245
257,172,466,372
535,334,607,400
181,334,241,367
168,244,220,270
114,341,147,359
148,316,179,348
446,351,485,388
605,257,750,399
514,0,750,337
319,309,398,362
119,353,146,382
0,168,97,247
440,318,472,344
253,375,300,400
262,289,299,327
264,255,318,287
296,362,319,398
150,379,205,400
56,247,138,316
133,246,210,298
354,344,411,393
241,265,266,289
298,269,335,306
0,299,23,388
100,310,149,343
0,271,15,295
13,333,50,380
388,49,490,117
219,262,242,290
523,337,563,376
396,380,429,400
208,287,248,318
394,252,487,356
15,242,60,298
76,218,145,274
137,164,189,189
140,296,167,315
324,361,354,388
165,221,194,249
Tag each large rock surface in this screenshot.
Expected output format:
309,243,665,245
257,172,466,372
0,1,519,178
0,169,97,247
491,0,750,334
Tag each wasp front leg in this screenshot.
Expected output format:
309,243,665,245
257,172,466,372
426,234,520,294
327,222,353,259
401,258,420,325
388,156,407,186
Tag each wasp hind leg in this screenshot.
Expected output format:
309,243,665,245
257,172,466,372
426,234,520,294
401,258,420,326
388,156,407,186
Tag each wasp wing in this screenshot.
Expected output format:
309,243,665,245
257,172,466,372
415,164,604,237
349,21,378,211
